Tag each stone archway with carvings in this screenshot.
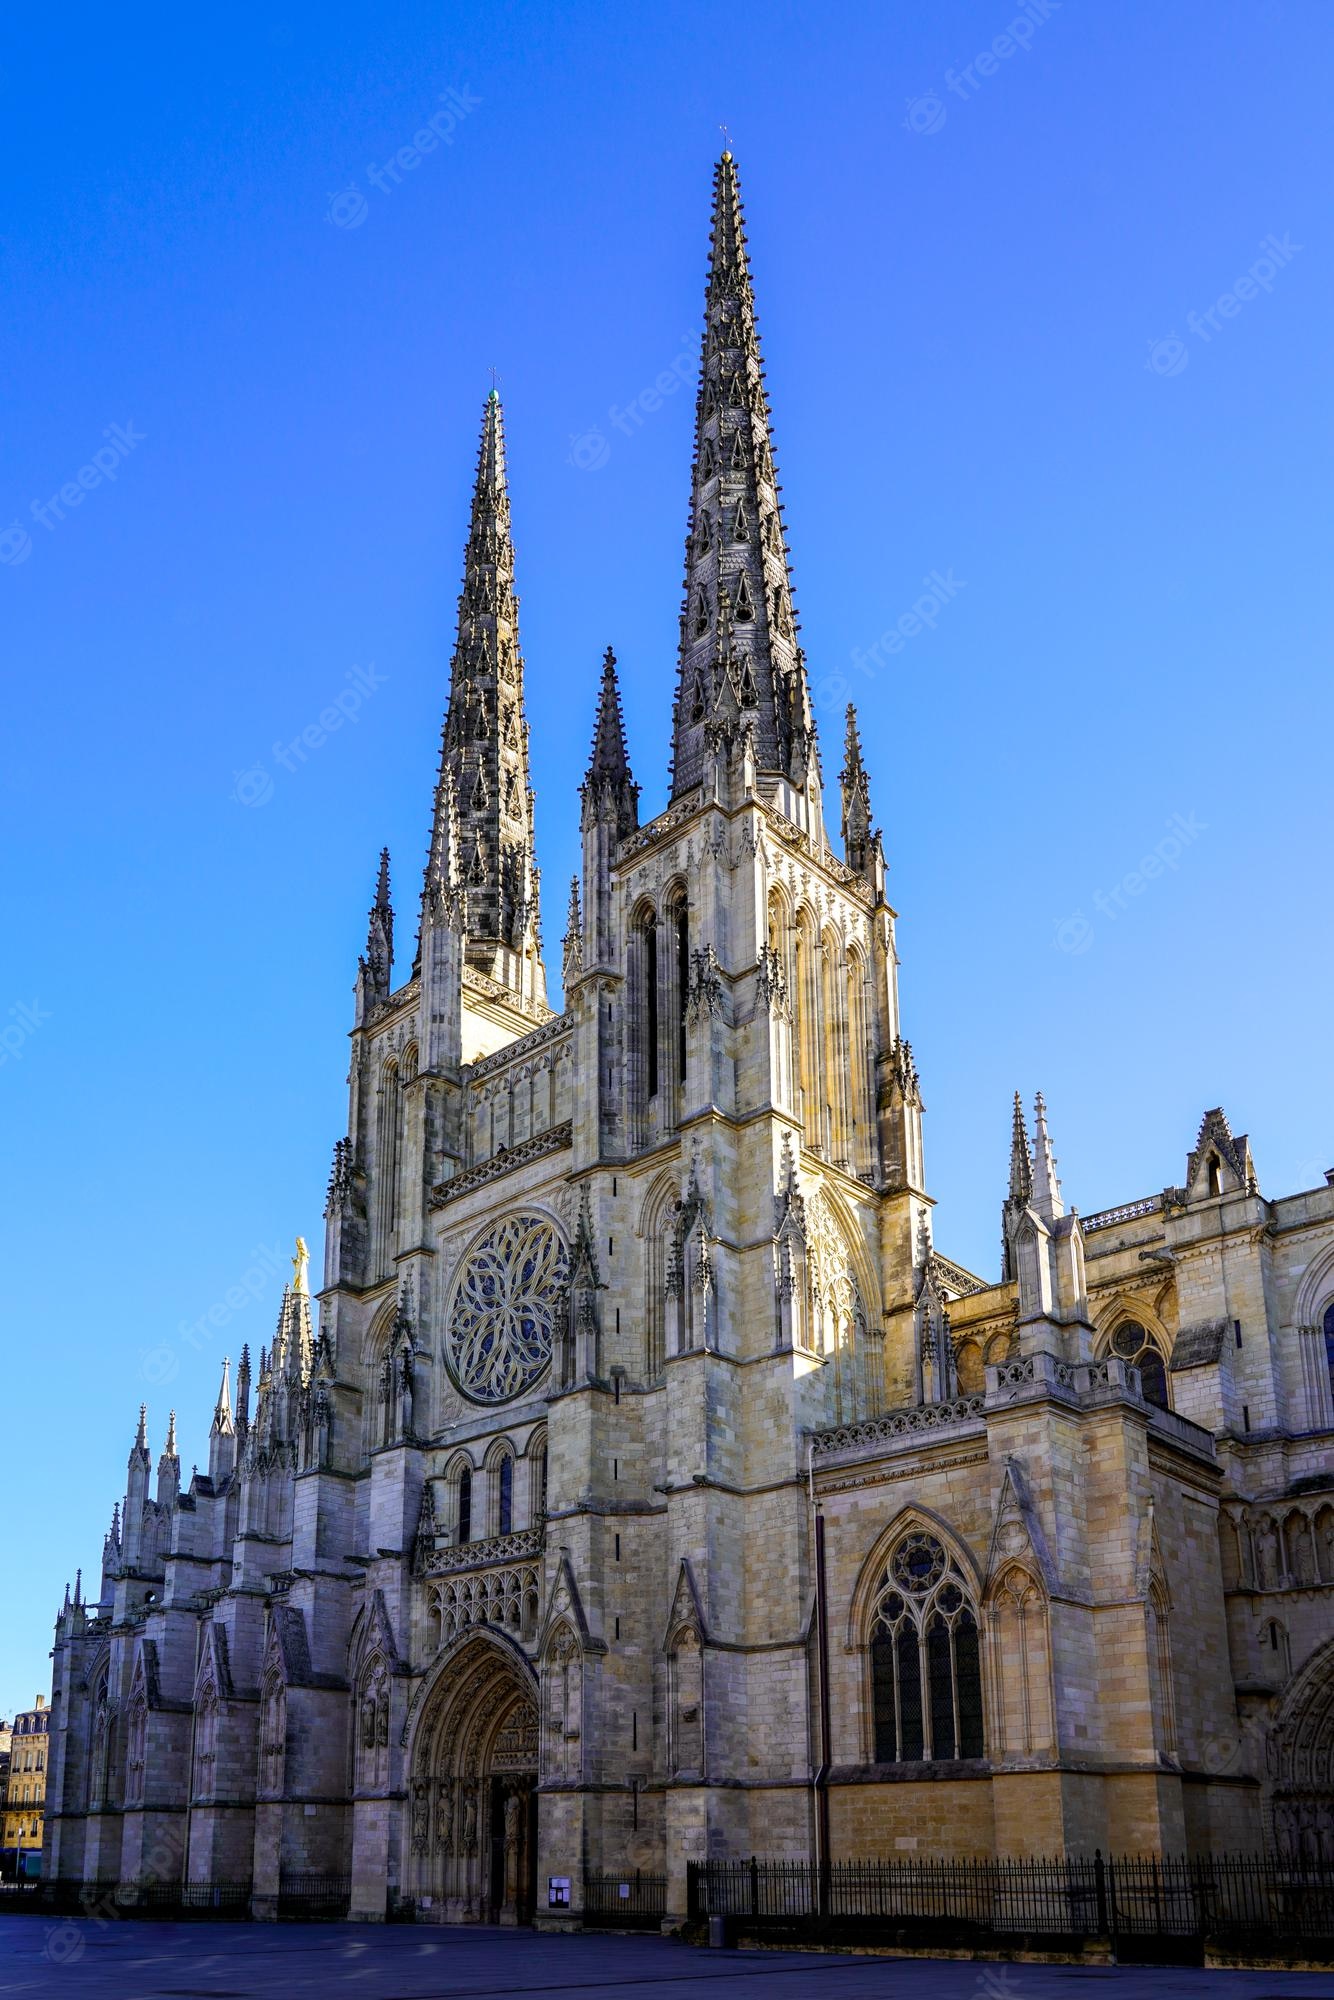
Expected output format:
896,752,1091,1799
405,1628,540,1923
1269,1638,1334,1863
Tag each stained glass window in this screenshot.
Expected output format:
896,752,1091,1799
868,1534,985,1765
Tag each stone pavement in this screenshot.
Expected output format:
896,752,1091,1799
2,1921,1333,2000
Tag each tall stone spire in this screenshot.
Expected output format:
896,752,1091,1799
1032,1091,1064,1223
581,647,639,835
428,389,546,1009
670,153,815,798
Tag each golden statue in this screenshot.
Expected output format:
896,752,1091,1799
292,1235,310,1296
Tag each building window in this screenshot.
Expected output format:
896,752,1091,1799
498,1454,514,1537
1110,1320,1169,1409
457,1468,472,1546
1324,1301,1334,1412
868,1532,984,1764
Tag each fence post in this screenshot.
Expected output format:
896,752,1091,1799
1094,1848,1108,1936
750,1854,759,1918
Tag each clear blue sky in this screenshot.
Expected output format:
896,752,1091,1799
2,1,1330,1711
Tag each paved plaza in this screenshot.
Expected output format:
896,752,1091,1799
2,1921,1333,2000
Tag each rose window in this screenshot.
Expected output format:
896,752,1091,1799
444,1214,568,1404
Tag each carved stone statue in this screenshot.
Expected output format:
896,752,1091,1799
436,1779,454,1853
462,1784,478,1854
504,1790,520,1855
1256,1517,1281,1590
292,1236,310,1296
1292,1515,1316,1587
411,1778,430,1853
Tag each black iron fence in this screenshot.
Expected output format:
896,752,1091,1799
276,1872,351,1921
582,1869,668,1929
687,1851,1334,1957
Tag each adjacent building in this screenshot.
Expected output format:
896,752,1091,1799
5,1696,48,1877
44,155,1334,1921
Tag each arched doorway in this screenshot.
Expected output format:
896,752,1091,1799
406,1629,539,1923
1270,1639,1334,1863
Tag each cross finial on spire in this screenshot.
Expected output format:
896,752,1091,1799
719,122,733,158
212,1356,234,1436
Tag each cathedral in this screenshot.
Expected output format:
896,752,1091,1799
46,154,1334,1924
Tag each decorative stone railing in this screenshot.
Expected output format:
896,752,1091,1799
1080,1196,1163,1233
931,1253,989,1298
810,1395,986,1459
466,1015,570,1084
430,1122,572,1208
416,1524,544,1578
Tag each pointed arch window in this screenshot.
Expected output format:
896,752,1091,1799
733,572,754,621
457,1468,472,1546
868,1533,984,1764
1110,1321,1170,1410
1323,1302,1334,1412
498,1454,514,1537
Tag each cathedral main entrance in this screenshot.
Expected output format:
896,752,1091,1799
407,1630,539,1923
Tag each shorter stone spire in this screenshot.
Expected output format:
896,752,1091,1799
357,848,394,1015
839,704,879,874
562,876,583,988
1007,1092,1034,1208
236,1344,252,1433
161,1411,178,1462
1032,1092,1064,1223
134,1403,148,1452
212,1358,234,1437
580,647,639,834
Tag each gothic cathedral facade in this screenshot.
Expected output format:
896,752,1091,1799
46,156,1334,1921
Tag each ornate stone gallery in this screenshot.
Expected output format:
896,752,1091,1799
45,155,1334,1921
